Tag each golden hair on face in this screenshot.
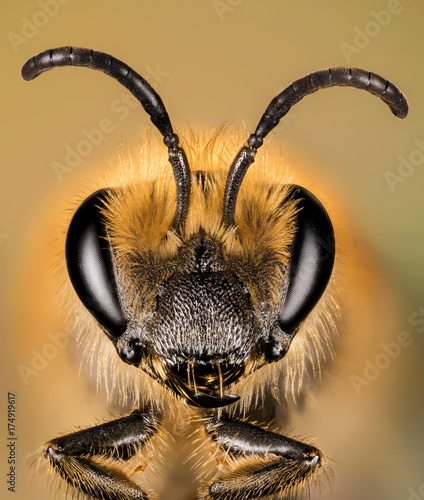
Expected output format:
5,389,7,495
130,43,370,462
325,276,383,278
21,46,408,500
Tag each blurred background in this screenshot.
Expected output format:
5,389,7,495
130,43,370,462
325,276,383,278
1,1,423,499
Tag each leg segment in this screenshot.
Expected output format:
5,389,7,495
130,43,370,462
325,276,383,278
201,416,323,500
44,410,158,500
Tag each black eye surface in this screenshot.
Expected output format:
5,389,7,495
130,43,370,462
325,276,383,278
65,189,127,338
279,185,335,333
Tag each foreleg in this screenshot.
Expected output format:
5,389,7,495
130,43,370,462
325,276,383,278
43,410,159,500
200,416,325,500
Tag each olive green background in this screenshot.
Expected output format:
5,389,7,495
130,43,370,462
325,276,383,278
1,1,423,499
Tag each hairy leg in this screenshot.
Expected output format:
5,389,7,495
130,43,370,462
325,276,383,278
200,416,324,500
43,410,159,500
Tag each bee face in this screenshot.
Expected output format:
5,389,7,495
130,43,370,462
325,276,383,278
64,141,336,408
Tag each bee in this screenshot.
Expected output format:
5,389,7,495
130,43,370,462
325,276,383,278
22,47,408,500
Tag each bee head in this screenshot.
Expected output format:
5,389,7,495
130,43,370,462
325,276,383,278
23,47,408,408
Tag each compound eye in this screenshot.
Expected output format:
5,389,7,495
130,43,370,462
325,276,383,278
65,189,127,338
279,185,335,333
